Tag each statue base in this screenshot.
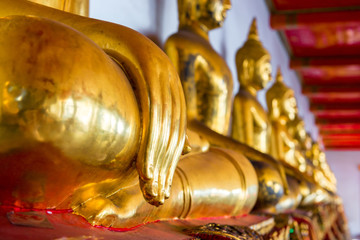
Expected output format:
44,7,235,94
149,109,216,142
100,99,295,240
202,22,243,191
0,205,350,239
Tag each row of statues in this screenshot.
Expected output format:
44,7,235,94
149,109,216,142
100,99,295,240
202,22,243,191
0,0,338,232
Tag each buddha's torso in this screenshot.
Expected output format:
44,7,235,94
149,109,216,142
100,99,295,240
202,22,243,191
270,120,298,168
166,29,233,135
232,90,270,153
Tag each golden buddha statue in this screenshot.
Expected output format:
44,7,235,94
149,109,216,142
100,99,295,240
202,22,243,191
288,116,316,178
266,68,307,172
0,0,258,228
231,19,272,154
165,0,233,135
165,1,291,213
311,142,337,193
228,19,293,211
287,115,332,206
266,69,334,210
266,68,305,211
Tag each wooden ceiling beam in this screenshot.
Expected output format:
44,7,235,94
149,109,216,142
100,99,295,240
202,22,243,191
313,110,360,119
321,133,360,141
291,57,360,69
271,10,360,30
271,0,360,12
305,92,360,102
324,145,360,150
301,75,360,85
310,102,360,111
316,118,360,125
303,84,360,94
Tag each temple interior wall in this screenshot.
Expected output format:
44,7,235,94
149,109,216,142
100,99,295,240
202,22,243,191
327,151,360,236
89,0,360,236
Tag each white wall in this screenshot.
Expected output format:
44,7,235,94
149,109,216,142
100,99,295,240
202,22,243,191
89,0,360,236
327,151,360,236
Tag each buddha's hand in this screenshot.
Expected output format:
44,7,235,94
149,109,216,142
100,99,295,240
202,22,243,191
93,26,187,206
135,53,187,206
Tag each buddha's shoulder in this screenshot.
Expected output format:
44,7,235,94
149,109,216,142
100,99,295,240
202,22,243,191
235,90,256,101
165,31,208,48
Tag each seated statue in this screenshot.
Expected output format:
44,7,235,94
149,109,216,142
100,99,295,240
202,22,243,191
165,0,290,213
231,19,272,154
230,19,291,212
266,69,306,212
266,69,307,173
0,0,258,228
289,118,313,168
311,142,337,193
231,22,313,213
287,114,333,206
266,68,335,211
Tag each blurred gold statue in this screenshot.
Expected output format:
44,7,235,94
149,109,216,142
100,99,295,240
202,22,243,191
231,19,272,154
266,68,305,211
0,0,258,228
288,116,316,177
229,19,291,211
311,142,337,192
287,114,333,206
165,2,289,213
166,0,233,135
266,68,307,173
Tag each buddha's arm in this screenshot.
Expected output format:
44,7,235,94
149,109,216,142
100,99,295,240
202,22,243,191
273,127,314,182
252,106,269,132
280,131,298,169
270,123,286,161
165,37,198,120
295,147,307,173
0,0,186,206
231,95,253,146
252,103,271,153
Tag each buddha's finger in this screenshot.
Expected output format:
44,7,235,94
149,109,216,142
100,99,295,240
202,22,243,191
165,78,187,198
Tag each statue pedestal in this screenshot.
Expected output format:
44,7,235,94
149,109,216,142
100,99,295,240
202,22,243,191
0,206,274,239
0,205,350,239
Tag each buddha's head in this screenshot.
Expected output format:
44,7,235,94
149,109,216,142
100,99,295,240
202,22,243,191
236,19,271,92
266,68,298,121
178,0,232,30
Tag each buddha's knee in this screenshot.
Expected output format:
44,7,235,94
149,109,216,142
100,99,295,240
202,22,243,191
300,181,331,206
0,16,141,208
275,175,302,212
251,160,284,212
0,16,140,166
176,147,258,218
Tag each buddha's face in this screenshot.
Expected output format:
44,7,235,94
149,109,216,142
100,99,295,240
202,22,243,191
282,93,298,120
197,0,232,30
254,55,272,89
